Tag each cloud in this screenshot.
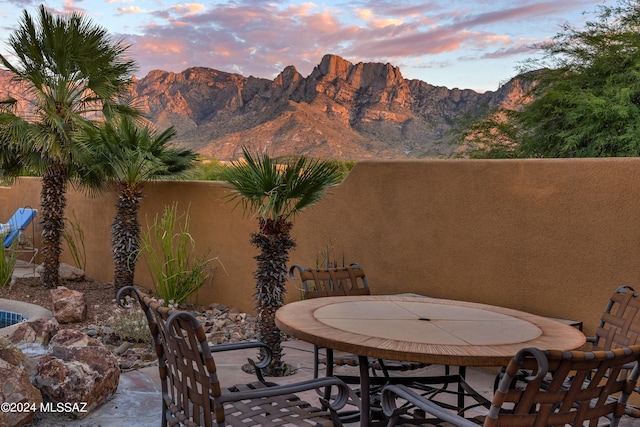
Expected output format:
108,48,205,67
480,44,534,59
117,6,146,15
2,0,39,6
169,3,206,16
116,0,601,80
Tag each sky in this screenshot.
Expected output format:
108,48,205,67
0,0,607,92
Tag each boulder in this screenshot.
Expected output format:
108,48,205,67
0,337,38,377
36,262,85,281
58,263,85,281
3,317,58,347
0,340,43,427
50,287,86,324
34,330,120,418
48,329,92,348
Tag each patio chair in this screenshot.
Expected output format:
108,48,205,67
115,286,354,427
494,285,640,416
382,345,640,427
586,285,640,416
588,285,640,352
2,208,38,265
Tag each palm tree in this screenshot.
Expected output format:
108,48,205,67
79,115,197,292
220,148,343,376
0,6,138,288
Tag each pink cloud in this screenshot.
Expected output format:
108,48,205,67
118,0,602,80
116,6,146,15
169,3,206,16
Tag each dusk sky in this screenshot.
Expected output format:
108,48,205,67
0,0,605,92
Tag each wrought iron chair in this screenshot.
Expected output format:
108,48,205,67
116,286,354,427
586,285,640,416
494,285,640,416
382,345,640,427
588,285,640,352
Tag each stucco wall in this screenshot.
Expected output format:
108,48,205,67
2,158,640,338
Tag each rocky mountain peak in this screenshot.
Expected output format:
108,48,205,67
314,54,353,80
0,54,526,160
273,65,303,89
311,54,405,90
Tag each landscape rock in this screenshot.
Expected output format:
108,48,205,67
3,317,59,347
50,287,87,324
0,341,43,427
34,330,120,418
48,329,92,348
199,303,257,345
58,263,85,281
0,337,38,377
36,263,85,281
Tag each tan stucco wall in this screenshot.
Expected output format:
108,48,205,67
2,158,640,338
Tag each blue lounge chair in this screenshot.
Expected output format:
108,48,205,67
2,208,38,264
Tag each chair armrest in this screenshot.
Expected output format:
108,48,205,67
217,376,352,411
208,340,272,359
382,384,478,427
208,340,273,382
208,340,272,367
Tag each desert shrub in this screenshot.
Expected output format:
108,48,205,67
0,242,16,287
140,202,219,306
191,157,226,180
63,210,86,271
99,302,152,344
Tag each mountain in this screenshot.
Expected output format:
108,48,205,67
0,54,529,160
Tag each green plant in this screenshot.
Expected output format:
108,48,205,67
191,156,227,180
78,114,197,291
219,147,342,376
139,202,218,306
63,210,86,271
99,301,152,344
315,239,347,269
0,5,139,288
0,242,17,287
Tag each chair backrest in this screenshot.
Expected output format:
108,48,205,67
289,262,370,299
590,285,640,351
3,208,37,248
116,286,222,427
488,345,640,427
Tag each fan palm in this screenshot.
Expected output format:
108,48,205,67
79,115,197,292
220,147,343,376
0,6,138,288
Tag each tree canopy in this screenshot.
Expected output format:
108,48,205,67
460,0,640,158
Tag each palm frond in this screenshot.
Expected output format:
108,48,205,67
220,147,342,221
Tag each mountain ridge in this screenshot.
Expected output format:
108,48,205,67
1,54,528,160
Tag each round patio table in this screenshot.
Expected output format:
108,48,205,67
275,294,586,425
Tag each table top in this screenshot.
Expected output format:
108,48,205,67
275,295,586,366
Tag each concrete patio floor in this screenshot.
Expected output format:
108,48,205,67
27,339,640,426
11,264,640,426
28,339,503,427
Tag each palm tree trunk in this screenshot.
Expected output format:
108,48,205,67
251,217,295,376
112,182,142,292
40,163,67,288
